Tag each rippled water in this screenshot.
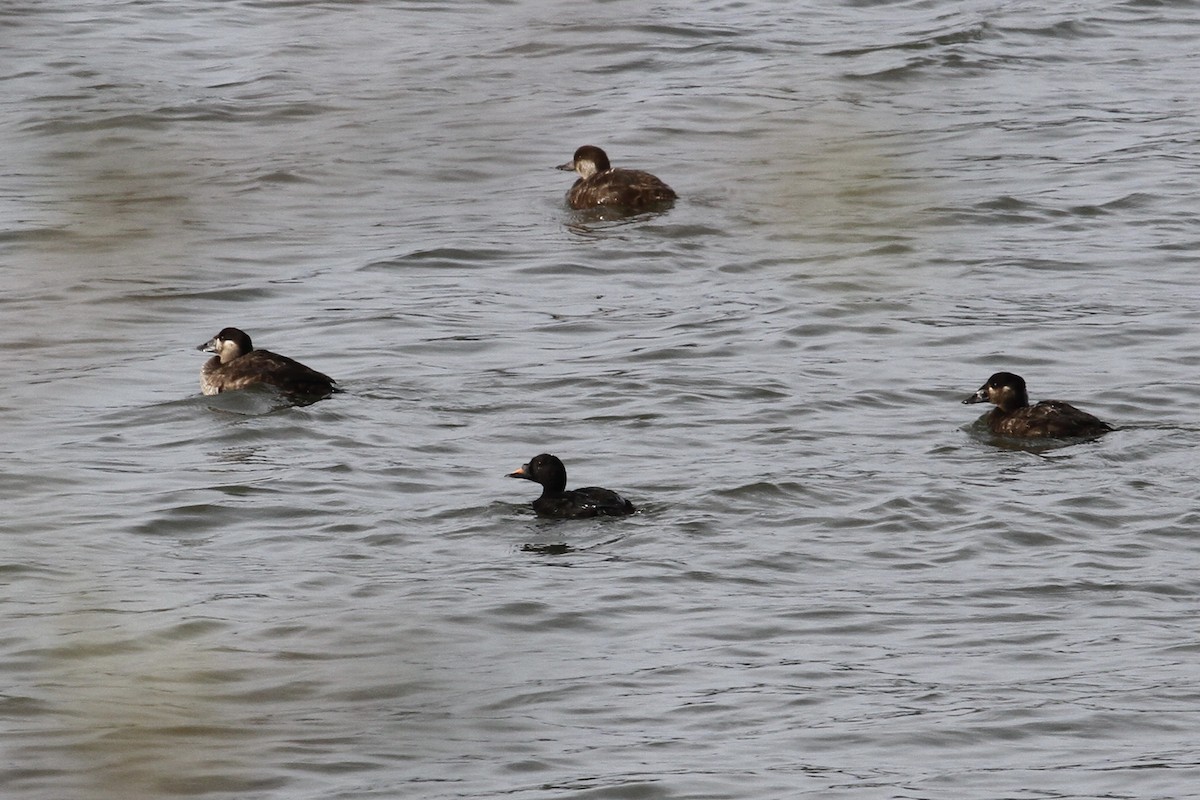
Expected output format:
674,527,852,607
3,1,1200,798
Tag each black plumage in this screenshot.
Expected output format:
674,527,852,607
508,453,636,519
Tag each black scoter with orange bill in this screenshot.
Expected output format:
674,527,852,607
508,453,636,519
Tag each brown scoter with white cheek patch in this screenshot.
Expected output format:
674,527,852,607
197,327,338,399
962,371,1112,438
556,145,677,212
507,453,636,519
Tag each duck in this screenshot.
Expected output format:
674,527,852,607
556,145,676,211
507,453,636,519
197,327,338,399
962,371,1112,438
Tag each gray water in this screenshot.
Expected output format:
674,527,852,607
3,1,1200,798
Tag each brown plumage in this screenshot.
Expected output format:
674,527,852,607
556,145,676,212
962,371,1112,439
197,327,338,399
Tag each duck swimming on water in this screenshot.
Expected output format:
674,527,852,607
556,145,676,212
508,453,636,519
197,327,338,399
962,371,1112,439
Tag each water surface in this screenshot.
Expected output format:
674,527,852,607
3,1,1199,798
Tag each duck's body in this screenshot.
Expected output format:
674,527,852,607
198,327,338,399
557,145,676,212
963,372,1112,439
508,453,636,519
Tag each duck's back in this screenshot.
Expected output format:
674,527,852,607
568,169,676,211
533,486,636,519
989,400,1112,438
202,350,337,397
